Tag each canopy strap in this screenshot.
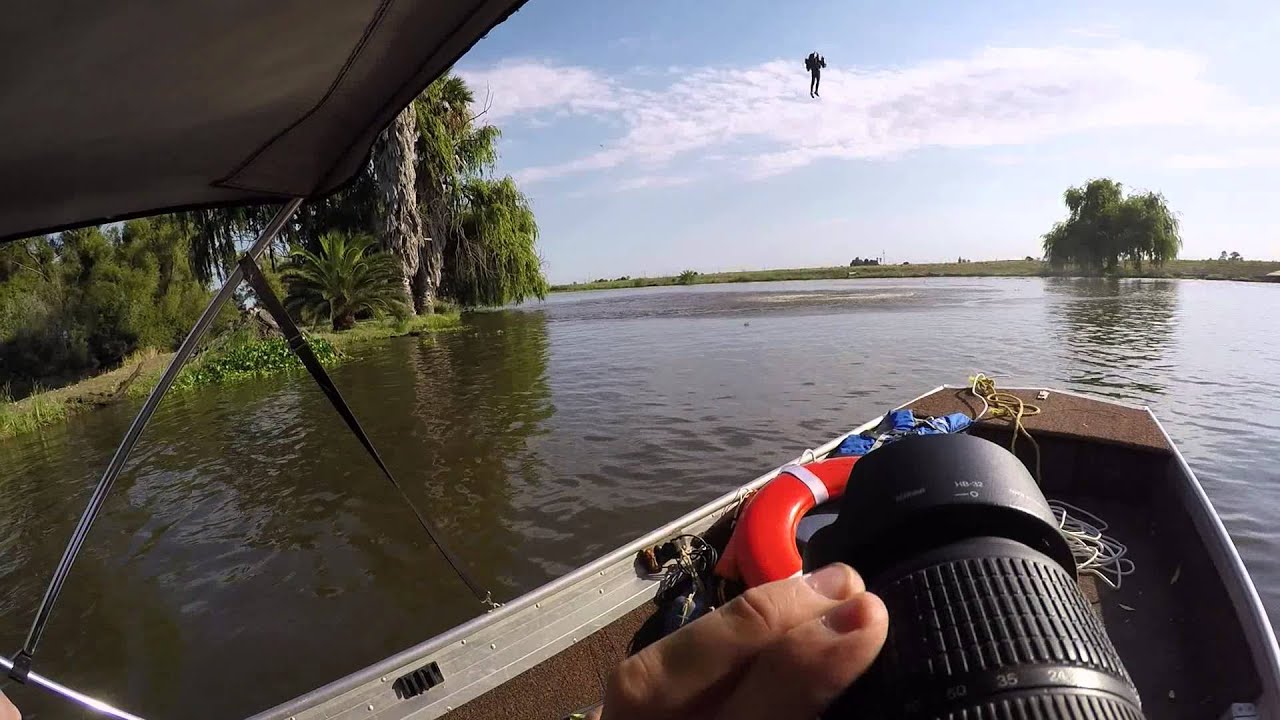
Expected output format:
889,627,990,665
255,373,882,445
11,199,304,685
239,257,497,609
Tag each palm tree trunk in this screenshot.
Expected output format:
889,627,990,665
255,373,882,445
333,310,356,331
413,235,444,314
375,108,425,312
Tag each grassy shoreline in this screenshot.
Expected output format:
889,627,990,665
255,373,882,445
1,312,462,441
551,259,1280,292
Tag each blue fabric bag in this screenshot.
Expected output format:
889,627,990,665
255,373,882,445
830,409,972,457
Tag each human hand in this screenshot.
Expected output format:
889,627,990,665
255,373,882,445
596,562,887,720
0,690,20,720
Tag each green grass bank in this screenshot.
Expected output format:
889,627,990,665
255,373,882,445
552,259,1280,292
1,311,462,441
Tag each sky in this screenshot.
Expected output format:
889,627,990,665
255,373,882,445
454,0,1280,283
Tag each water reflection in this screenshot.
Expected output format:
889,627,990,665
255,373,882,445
1044,278,1179,401
401,310,556,594
0,311,555,720
5,278,1280,720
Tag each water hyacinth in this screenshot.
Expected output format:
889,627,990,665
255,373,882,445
175,337,341,390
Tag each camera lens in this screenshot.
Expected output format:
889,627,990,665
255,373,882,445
805,434,1143,719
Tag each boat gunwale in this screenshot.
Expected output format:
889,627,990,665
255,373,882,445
247,386,949,719
1147,409,1280,715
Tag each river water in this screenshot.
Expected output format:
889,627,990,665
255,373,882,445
2,277,1278,718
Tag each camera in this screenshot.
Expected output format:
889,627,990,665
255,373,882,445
806,433,1143,719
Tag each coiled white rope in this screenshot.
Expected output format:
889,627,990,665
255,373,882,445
1049,500,1135,589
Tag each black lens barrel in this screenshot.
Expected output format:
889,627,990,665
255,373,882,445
808,434,1143,719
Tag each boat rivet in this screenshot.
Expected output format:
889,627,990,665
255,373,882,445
446,707,453,712
367,703,374,712
380,676,387,683
460,639,466,645
599,571,605,576
572,636,578,643
490,643,496,650
535,602,541,608
598,588,604,594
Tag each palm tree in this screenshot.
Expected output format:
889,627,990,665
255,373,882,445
183,74,547,309
283,232,408,331
409,76,499,313
374,109,425,310
370,76,490,314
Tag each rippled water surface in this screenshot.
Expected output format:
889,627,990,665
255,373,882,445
2,277,1277,718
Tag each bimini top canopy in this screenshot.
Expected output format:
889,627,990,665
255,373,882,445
0,0,525,243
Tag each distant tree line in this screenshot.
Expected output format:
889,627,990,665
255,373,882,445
849,257,880,266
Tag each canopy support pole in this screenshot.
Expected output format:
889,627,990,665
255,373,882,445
11,199,303,690
0,654,143,720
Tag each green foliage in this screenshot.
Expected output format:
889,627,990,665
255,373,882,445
283,232,410,331
174,336,340,390
412,76,546,309
179,74,548,312
1042,178,1181,273
0,217,217,398
178,176,380,284
443,177,548,306
677,270,700,285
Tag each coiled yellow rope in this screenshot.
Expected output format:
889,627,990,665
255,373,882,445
968,373,1042,482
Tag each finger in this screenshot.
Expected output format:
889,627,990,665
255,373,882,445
604,563,864,720
0,691,19,720
713,591,889,720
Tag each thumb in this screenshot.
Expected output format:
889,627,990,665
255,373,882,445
0,691,20,720
603,564,864,720
712,590,888,720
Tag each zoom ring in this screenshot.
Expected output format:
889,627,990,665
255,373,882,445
865,549,1141,718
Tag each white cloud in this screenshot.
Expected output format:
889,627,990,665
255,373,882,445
464,44,1278,185
616,174,695,191
1166,147,1280,169
559,173,694,199
1066,23,1124,40
458,59,624,122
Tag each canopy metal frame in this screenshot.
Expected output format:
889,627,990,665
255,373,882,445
3,199,303,718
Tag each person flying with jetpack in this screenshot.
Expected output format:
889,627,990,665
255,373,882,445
805,51,827,97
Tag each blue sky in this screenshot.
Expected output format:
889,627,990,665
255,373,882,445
456,0,1280,282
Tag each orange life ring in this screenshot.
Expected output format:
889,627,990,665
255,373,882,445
715,456,858,587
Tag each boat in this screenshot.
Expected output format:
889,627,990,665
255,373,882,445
240,385,1279,720
2,3,1278,720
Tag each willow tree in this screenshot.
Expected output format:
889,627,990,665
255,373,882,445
179,174,379,284
444,177,548,307
1042,178,1181,273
